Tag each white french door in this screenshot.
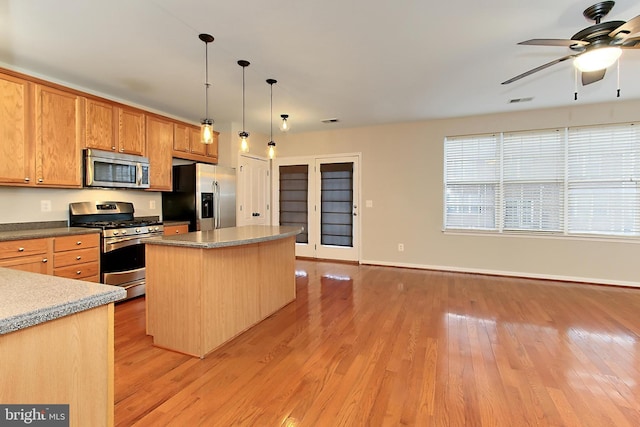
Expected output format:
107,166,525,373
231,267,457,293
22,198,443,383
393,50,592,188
273,154,360,262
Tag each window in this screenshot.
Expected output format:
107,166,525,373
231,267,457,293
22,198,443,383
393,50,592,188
320,162,354,247
444,122,640,238
279,165,309,244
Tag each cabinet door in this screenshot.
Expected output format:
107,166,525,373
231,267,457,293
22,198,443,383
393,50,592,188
189,126,207,156
117,107,146,156
85,98,115,151
206,131,219,162
146,115,173,191
0,255,50,274
173,123,190,153
0,72,33,185
34,84,83,187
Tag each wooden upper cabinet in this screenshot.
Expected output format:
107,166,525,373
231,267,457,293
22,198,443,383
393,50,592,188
116,107,145,156
0,72,33,185
34,84,83,187
85,98,115,151
172,124,218,164
146,115,173,191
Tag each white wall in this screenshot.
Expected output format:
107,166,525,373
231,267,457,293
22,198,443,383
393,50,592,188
0,187,161,224
276,99,640,287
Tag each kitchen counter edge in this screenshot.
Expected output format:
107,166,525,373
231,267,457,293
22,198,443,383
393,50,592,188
145,225,303,249
0,268,127,335
0,227,101,242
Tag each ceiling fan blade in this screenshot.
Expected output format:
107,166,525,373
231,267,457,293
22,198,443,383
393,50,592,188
518,39,588,47
609,15,640,38
501,55,575,85
621,36,640,48
582,69,606,85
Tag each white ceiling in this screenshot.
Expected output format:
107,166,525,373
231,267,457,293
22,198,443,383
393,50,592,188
1,0,640,135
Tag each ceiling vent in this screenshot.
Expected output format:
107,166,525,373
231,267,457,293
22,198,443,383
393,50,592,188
321,118,339,124
509,97,534,104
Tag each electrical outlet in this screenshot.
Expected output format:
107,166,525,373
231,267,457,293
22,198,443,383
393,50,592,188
398,243,404,252
40,200,52,212
150,200,156,210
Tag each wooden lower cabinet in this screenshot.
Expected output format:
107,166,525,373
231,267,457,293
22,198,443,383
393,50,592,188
0,234,100,282
0,303,115,427
53,234,100,282
0,238,51,274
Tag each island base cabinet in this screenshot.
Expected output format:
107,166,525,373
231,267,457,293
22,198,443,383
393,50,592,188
146,236,296,358
0,304,114,427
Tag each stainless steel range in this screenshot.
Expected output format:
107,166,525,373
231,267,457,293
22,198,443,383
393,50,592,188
69,201,164,300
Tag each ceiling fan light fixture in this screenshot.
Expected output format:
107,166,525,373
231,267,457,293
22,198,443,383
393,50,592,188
574,46,622,72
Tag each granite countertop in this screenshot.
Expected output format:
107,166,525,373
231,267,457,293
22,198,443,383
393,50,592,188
0,227,100,242
0,268,126,335
146,225,302,249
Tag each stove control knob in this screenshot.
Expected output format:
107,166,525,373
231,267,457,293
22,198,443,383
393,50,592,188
136,228,141,233
113,231,119,236
121,230,127,235
154,226,160,231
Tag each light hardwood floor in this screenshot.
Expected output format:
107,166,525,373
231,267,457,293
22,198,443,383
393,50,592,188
114,260,640,426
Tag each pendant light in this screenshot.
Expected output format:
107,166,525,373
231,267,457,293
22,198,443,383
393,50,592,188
238,60,250,152
279,114,290,133
266,79,277,159
199,33,215,144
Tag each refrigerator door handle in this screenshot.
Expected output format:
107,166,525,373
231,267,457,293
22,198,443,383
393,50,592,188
213,180,221,229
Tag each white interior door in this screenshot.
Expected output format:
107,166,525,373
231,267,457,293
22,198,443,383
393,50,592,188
273,154,360,261
237,154,269,226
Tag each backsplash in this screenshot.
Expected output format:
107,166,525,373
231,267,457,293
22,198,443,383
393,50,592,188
0,187,162,224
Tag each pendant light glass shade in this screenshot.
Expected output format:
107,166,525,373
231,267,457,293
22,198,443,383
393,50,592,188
279,114,290,132
238,60,250,152
574,47,621,72
199,33,215,144
267,79,277,159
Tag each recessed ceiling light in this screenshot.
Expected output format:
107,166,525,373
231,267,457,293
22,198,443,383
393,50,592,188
321,118,339,123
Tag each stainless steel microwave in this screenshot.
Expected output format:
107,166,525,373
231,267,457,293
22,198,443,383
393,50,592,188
84,149,150,189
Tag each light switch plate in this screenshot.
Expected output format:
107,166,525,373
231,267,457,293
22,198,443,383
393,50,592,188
40,200,52,212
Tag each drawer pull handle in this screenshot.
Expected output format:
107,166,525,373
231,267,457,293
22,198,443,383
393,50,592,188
176,230,180,233
76,256,82,260
42,258,48,263
18,247,25,252
76,241,82,245
76,270,82,275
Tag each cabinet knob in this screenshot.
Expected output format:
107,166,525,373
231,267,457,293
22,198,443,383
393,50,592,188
42,258,48,263
38,178,43,183
18,247,25,252
76,270,82,275
76,241,82,245
119,148,124,152
76,256,82,260
111,146,116,150
24,177,30,182
175,230,180,233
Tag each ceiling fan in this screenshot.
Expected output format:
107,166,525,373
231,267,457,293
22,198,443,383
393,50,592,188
502,1,640,86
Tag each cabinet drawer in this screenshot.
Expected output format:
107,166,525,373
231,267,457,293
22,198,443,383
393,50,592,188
0,238,49,260
54,248,99,268
163,225,189,235
0,254,50,274
54,234,99,252
54,262,100,280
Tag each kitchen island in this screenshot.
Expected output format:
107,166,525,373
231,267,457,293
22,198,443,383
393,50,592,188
145,225,301,358
0,268,126,427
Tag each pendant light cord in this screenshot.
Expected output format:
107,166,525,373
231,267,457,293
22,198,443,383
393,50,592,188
242,66,246,131
270,83,273,141
204,41,210,119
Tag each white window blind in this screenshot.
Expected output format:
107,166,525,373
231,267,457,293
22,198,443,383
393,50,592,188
503,129,564,231
444,134,499,230
568,123,640,235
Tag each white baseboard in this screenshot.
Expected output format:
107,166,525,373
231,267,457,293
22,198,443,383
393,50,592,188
359,259,640,289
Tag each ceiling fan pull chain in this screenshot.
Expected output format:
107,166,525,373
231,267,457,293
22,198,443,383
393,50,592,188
574,67,578,101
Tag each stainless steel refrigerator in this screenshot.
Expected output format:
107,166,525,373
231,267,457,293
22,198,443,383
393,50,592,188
162,163,236,231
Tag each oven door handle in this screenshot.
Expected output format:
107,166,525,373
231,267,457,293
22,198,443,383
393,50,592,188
103,236,147,253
